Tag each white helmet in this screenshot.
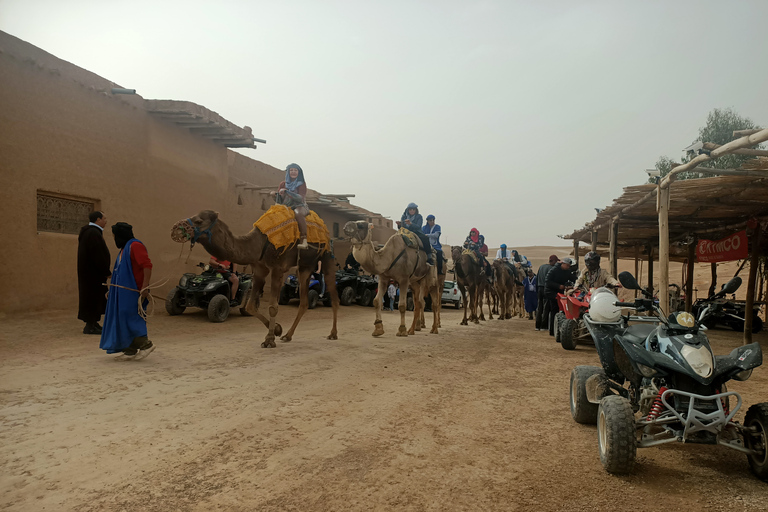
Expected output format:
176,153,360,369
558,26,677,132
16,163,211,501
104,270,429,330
589,287,621,323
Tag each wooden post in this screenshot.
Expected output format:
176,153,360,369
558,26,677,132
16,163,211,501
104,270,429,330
658,186,670,315
634,246,640,298
609,219,619,279
744,224,762,344
708,263,717,298
686,238,696,313
591,231,598,252
647,245,654,297
573,239,580,267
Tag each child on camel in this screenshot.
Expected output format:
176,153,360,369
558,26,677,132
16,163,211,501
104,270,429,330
271,163,309,249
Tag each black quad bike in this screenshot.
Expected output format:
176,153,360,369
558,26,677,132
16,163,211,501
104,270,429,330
279,272,330,309
692,290,764,334
166,262,254,323
335,269,378,307
569,271,768,480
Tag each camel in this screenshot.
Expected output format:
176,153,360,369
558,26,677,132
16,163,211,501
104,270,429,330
492,260,519,320
451,246,486,325
171,210,339,348
343,221,439,337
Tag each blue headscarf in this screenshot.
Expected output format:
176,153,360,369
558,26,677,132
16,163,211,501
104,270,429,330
284,163,306,193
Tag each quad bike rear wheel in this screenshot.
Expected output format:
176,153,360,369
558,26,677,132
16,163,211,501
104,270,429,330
307,289,319,310
570,366,603,424
745,403,768,480
597,396,637,475
339,286,356,306
561,319,578,350
554,311,565,341
361,288,374,307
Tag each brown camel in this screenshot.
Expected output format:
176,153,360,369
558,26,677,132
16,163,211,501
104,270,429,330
451,246,486,325
492,260,519,320
171,210,339,348
343,221,439,337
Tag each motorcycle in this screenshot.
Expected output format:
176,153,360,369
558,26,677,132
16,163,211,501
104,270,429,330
569,271,768,479
692,285,764,333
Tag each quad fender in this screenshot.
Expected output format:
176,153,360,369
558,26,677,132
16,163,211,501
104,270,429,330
714,343,763,380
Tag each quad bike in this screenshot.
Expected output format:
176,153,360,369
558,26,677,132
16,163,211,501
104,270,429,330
335,269,378,307
692,289,764,334
166,262,254,322
569,272,767,479
279,272,329,309
554,289,593,350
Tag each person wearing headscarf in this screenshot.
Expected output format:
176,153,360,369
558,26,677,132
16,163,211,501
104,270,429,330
99,222,155,360
522,268,538,320
423,214,443,274
535,254,559,331
396,202,433,265
272,163,310,249
463,229,491,276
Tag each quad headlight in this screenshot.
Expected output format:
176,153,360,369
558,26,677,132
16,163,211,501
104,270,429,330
179,275,188,287
637,363,658,378
204,282,219,291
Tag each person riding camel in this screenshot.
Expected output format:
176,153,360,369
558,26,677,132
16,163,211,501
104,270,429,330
395,202,433,265
271,163,309,249
464,228,492,276
495,243,517,273
570,251,619,295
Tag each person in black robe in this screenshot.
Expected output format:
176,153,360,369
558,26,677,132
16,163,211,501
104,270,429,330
78,211,111,334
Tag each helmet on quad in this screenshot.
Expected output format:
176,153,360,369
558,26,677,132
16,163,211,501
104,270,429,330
584,251,601,271
589,287,621,323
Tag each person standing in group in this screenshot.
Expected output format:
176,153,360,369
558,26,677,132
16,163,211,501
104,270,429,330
77,211,111,335
522,268,538,320
100,222,155,360
535,254,558,331
271,163,309,249
423,214,443,274
544,257,575,338
386,280,397,311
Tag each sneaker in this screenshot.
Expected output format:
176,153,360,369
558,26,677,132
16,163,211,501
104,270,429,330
134,341,155,361
297,238,309,249
114,349,138,361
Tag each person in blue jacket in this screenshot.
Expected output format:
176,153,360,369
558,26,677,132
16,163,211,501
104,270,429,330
423,214,443,274
396,202,433,265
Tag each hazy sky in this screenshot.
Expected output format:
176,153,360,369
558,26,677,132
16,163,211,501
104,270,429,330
3,0,767,247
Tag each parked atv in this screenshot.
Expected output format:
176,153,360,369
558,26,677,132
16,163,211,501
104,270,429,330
335,269,378,307
554,290,593,350
166,262,253,323
279,272,329,309
569,272,767,480
692,288,764,333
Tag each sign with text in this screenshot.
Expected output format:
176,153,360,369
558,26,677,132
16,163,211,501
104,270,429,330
696,230,748,263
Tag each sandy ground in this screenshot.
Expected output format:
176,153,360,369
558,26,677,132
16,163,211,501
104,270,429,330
1,300,767,511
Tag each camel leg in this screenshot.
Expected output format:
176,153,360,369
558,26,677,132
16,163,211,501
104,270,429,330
478,285,486,321
323,255,339,340
396,283,408,337
247,266,284,337
372,279,387,337
460,284,469,325
470,285,480,324
281,267,313,342
408,283,423,335
430,286,440,334
262,271,283,348
486,286,493,320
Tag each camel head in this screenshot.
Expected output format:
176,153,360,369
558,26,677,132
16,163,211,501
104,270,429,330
451,245,462,262
171,210,219,246
343,220,372,244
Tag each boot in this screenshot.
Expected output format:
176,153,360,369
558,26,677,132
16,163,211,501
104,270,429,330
83,322,101,335
297,237,308,249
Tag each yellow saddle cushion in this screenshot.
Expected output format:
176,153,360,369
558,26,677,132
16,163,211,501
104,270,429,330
254,205,330,253
462,248,479,264
398,228,421,249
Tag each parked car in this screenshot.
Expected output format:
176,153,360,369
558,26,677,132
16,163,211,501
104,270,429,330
442,280,463,309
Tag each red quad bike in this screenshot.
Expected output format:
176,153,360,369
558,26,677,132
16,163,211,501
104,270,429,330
554,290,592,350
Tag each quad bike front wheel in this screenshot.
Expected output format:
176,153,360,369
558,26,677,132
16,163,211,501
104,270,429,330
165,287,186,316
745,403,768,480
554,311,565,342
339,286,356,306
597,395,637,475
307,289,320,310
207,294,231,323
570,366,603,425
561,319,578,350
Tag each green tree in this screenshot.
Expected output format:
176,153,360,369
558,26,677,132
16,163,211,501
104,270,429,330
647,108,763,184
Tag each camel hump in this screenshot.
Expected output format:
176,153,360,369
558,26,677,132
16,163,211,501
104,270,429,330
461,248,479,264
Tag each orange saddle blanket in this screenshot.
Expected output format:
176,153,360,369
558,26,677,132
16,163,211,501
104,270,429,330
254,205,331,253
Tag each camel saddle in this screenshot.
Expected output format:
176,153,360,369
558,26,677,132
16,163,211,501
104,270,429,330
254,205,331,253
398,228,421,249
462,248,479,265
